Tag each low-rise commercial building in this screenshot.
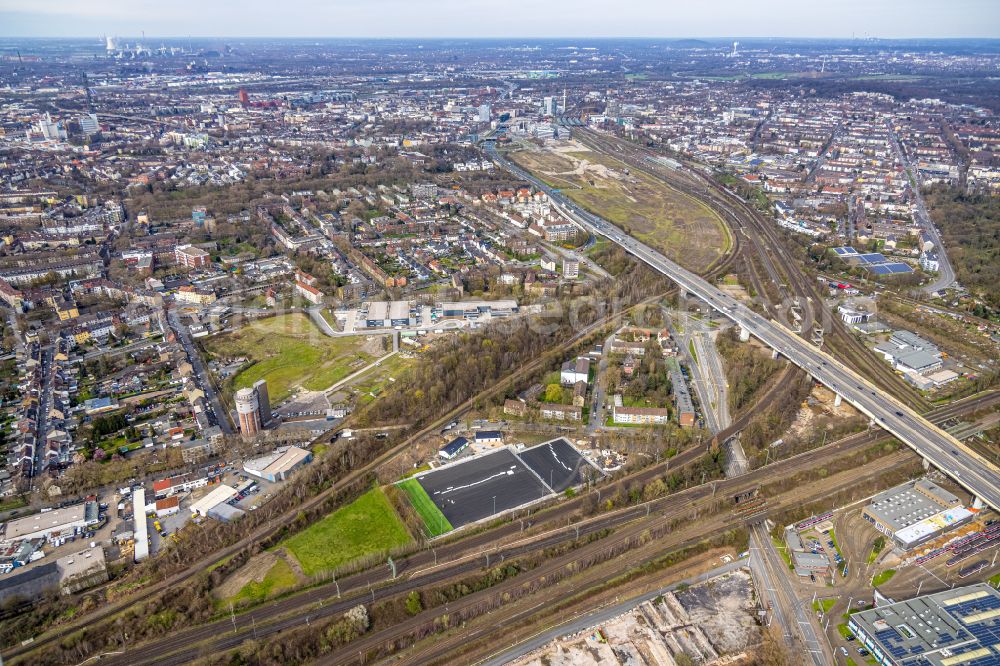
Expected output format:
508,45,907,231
57,547,108,594
862,479,970,550
190,484,239,517
133,488,148,562
474,430,504,446
155,496,180,517
848,583,1000,666
243,446,312,482
2,502,100,545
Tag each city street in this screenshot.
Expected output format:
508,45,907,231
167,309,233,434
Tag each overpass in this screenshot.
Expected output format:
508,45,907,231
484,141,1000,511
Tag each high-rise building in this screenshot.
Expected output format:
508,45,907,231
542,96,557,117
478,104,490,122
79,113,100,136
562,258,580,279
235,388,261,438
238,89,250,106
37,113,67,141
253,379,271,426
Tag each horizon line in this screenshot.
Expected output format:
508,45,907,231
4,35,1000,42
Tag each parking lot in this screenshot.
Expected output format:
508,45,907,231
798,521,846,578
146,509,191,554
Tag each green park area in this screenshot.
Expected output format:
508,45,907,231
509,145,730,272
202,313,376,402
283,487,413,576
398,478,453,537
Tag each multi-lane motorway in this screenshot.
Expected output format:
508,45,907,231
485,141,1000,511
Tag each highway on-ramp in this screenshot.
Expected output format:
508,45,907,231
485,141,1000,511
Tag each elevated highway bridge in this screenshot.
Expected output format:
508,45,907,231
484,140,1000,511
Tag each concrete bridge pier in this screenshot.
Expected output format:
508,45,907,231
739,326,750,342
771,348,780,360
833,393,842,408
974,497,985,510
923,457,931,471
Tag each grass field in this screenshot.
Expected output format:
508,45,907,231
867,536,886,564
508,144,729,272
771,534,794,570
283,487,412,576
872,569,896,587
352,353,414,406
226,558,298,606
812,598,836,613
398,478,453,537
202,313,375,402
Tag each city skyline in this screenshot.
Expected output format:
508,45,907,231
2,0,999,39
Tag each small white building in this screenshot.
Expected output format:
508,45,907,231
560,357,590,386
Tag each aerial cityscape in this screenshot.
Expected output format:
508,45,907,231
0,2,999,665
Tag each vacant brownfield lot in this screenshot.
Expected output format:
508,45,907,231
510,143,730,272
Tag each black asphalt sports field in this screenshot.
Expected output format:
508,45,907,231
517,437,596,493
415,448,550,528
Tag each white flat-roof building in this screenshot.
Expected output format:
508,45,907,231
437,300,518,320
3,502,99,544
243,446,312,482
57,546,109,594
133,488,149,562
190,484,239,517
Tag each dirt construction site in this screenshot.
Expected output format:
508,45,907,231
510,569,760,666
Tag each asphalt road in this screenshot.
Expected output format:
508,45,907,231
31,346,54,486
586,331,616,434
167,308,233,434
684,314,828,664
486,142,1000,512
885,122,956,294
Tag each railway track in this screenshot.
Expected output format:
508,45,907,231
573,129,930,412
3,290,668,664
321,450,913,666
79,390,998,666
7,184,747,666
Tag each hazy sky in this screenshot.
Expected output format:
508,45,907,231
1,0,999,39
